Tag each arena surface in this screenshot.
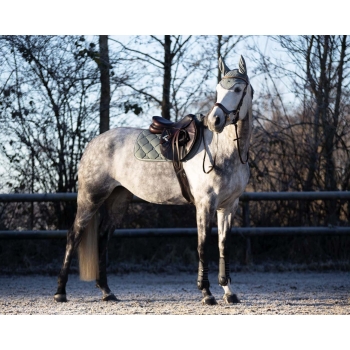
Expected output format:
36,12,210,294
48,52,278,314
0,271,349,315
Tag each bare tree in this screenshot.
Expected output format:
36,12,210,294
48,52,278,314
111,35,208,121
0,35,100,227
99,35,110,133
248,35,350,226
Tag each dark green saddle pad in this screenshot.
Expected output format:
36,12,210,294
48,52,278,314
134,114,204,163
134,130,170,162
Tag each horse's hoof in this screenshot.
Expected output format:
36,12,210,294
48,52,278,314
223,293,240,304
102,293,119,302
54,294,67,302
201,295,217,305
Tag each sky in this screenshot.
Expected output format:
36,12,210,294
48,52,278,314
104,35,298,129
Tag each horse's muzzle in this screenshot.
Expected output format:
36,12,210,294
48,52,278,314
211,115,225,133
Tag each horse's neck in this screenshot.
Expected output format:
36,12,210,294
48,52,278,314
236,109,252,157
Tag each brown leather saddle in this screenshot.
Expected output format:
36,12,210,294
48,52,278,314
149,114,204,204
150,114,197,162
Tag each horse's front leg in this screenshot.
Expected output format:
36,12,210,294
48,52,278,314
217,201,240,304
196,202,217,305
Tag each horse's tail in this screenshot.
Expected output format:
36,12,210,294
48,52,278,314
78,214,99,281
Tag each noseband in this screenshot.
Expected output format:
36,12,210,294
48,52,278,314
213,82,248,125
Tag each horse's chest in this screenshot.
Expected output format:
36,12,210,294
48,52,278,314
213,164,249,197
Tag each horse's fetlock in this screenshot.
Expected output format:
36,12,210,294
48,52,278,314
218,276,228,286
197,280,210,290
218,275,231,286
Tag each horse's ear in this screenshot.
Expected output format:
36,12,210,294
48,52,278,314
238,55,247,75
218,56,230,76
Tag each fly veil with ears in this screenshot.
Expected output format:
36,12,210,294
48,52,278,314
215,55,254,125
203,55,253,170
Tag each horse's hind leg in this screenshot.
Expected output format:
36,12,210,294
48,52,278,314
95,186,133,301
217,201,240,304
54,187,115,302
54,204,100,302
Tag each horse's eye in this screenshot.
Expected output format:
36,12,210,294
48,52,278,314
234,87,241,93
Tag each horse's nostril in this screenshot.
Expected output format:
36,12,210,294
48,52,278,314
215,116,221,126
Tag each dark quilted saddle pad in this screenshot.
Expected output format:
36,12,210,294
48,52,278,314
134,130,170,162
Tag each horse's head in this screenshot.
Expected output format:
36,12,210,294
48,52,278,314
207,55,253,133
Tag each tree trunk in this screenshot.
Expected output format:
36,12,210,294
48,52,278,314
162,35,172,120
217,35,223,84
99,35,110,134
304,36,318,192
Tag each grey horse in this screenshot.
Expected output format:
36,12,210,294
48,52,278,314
54,55,253,305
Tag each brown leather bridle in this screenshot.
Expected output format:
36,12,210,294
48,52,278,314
203,81,250,173
214,78,249,125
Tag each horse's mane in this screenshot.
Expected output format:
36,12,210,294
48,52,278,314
237,92,253,156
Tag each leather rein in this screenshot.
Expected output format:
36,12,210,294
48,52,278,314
203,83,249,173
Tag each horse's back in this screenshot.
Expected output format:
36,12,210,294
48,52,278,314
78,127,187,205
